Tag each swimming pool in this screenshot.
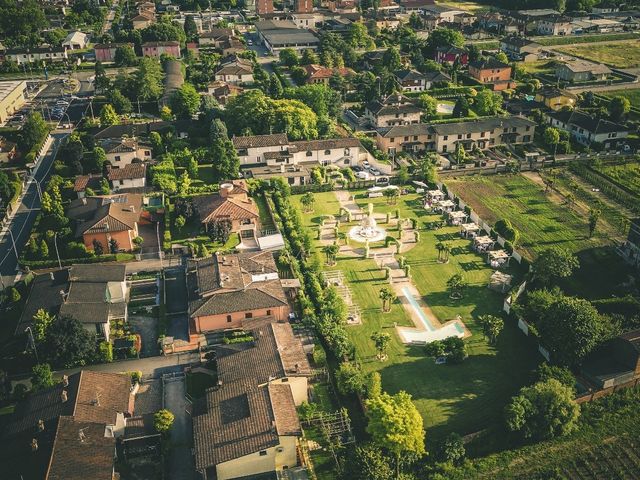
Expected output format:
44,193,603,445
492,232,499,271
401,286,465,335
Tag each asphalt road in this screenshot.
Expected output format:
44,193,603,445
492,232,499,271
0,132,67,289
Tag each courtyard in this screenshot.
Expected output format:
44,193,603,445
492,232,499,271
291,189,539,438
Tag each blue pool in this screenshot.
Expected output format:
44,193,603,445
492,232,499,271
401,286,465,334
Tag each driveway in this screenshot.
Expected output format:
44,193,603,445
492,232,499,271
164,375,197,480
128,314,159,358
165,268,188,314
138,223,161,256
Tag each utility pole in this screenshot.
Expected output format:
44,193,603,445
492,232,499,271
54,232,62,270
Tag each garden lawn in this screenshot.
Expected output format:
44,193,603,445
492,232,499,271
518,59,557,74
290,191,342,229
295,190,540,439
555,40,640,68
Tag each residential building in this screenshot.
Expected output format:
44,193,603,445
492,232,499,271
256,0,274,14
534,87,577,111
187,251,290,332
303,63,354,85
453,11,477,25
536,14,573,35
94,43,134,63
435,45,468,65
0,371,135,480
295,0,314,13
192,180,260,239
101,137,153,167
499,36,541,61
108,163,147,191
0,80,26,124
423,4,466,22
233,133,364,185
132,11,156,29
468,57,515,91
255,20,320,53
5,46,68,64
193,320,312,479
62,31,88,50
142,41,181,58
199,28,235,46
394,69,451,92
206,80,243,104
364,94,422,128
555,60,612,82
397,0,435,12
214,55,254,85
73,173,103,198
545,109,628,149
620,218,640,269
376,116,537,154
67,193,146,252
16,265,129,340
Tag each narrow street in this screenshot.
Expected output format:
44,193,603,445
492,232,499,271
164,375,197,480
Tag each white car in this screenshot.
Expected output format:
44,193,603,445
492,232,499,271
369,168,381,176
247,40,253,46
362,160,370,168
356,171,370,180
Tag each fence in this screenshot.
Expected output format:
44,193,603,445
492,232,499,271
575,377,640,404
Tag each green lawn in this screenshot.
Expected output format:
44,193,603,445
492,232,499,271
518,59,558,75
294,190,540,439
555,40,640,68
290,191,343,229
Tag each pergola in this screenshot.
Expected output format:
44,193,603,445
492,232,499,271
473,235,494,252
460,222,480,238
426,189,445,202
436,199,456,213
489,270,513,292
448,210,468,225
487,249,510,268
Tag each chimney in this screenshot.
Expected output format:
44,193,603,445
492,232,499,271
38,419,45,432
31,438,38,452
62,375,68,387
219,183,234,198
81,197,87,205
61,390,68,403
129,205,135,212
49,271,55,281
280,164,285,173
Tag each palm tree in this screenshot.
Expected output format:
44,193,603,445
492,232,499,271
371,331,391,361
479,315,504,345
447,273,466,299
379,287,396,312
442,243,452,263
322,244,339,265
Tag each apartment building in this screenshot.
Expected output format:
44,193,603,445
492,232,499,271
364,94,422,128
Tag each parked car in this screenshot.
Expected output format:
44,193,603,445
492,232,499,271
376,176,389,185
351,165,363,172
362,160,370,168
356,171,370,180
369,167,381,176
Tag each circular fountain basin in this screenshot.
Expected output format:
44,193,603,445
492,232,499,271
348,225,387,243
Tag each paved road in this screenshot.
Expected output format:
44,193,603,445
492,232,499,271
102,0,120,35
0,133,67,289
53,351,200,378
164,376,198,480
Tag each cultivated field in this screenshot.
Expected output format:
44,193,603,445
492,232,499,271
555,40,640,68
602,88,640,105
593,162,640,198
292,191,539,439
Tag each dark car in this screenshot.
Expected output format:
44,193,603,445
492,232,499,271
351,165,363,172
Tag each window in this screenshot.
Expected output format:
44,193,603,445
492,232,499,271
457,134,462,139
390,137,395,143
442,145,448,152
344,148,350,155
259,451,268,456
466,133,472,139
306,150,312,156
526,126,530,132
227,315,232,323
266,309,272,316
324,149,331,155
144,150,151,156
512,127,517,133
443,135,448,141
115,155,121,162
480,131,486,138
404,136,409,141
413,135,418,141
503,128,508,133
245,312,253,319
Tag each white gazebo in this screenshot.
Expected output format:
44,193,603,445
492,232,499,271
448,210,468,225
426,189,445,202
473,235,494,252
435,199,455,213
460,222,480,238
487,249,510,268
489,270,513,292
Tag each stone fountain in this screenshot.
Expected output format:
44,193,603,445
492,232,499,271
348,203,386,243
